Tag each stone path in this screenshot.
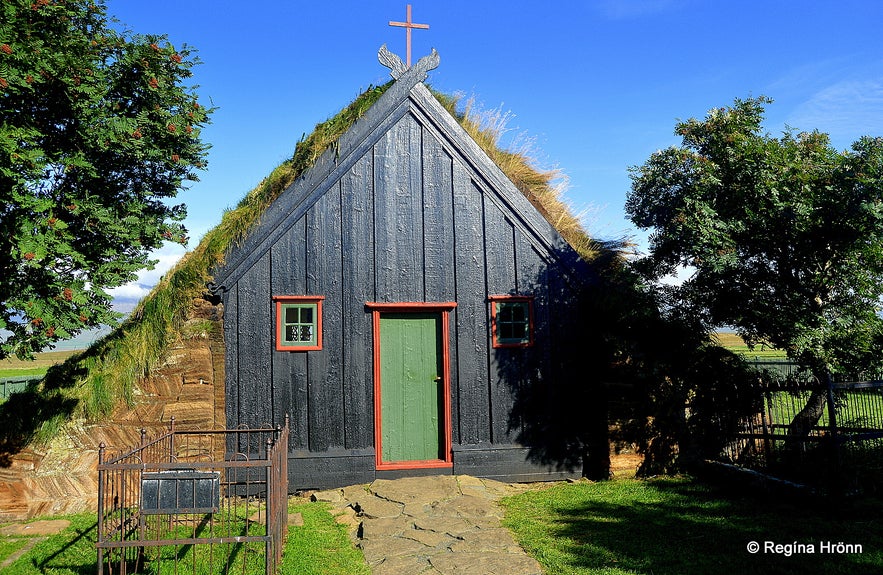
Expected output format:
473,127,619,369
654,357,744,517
312,474,544,575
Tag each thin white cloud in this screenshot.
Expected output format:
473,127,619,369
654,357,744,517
107,243,187,303
107,282,153,302
787,79,883,147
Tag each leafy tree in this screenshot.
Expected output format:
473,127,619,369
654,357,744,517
0,0,211,359
584,267,757,475
626,96,883,435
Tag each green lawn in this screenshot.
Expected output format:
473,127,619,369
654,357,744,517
7,478,883,575
0,500,368,575
502,477,883,575
763,389,883,431
282,502,369,575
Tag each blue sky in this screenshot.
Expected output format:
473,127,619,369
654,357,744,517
103,0,883,306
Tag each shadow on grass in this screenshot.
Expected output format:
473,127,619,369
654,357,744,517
34,519,97,575
4,515,98,575
505,478,883,575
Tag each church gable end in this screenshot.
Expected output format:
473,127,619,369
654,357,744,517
215,49,592,488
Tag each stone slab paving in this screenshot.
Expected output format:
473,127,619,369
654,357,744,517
313,474,544,575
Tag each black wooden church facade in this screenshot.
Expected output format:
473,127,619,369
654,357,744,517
211,51,594,488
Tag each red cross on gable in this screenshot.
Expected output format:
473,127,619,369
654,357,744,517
389,4,429,67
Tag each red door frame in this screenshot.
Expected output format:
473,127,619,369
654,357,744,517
366,302,456,470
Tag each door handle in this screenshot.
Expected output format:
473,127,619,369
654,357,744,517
433,376,442,382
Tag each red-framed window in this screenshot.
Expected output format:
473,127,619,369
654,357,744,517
489,295,534,348
273,296,324,351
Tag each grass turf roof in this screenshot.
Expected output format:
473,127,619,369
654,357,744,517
7,80,618,447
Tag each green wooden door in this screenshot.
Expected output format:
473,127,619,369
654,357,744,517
379,312,444,462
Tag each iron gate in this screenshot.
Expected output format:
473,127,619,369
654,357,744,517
96,418,289,575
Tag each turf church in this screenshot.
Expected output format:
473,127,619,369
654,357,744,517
211,34,595,488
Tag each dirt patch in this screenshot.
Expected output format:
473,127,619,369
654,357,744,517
610,453,643,478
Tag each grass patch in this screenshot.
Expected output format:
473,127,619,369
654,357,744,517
282,501,369,575
0,501,367,575
2,513,97,575
502,477,883,575
0,538,30,565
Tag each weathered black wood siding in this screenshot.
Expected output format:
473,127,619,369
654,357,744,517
218,85,589,487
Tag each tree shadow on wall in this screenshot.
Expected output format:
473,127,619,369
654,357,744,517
503,246,759,480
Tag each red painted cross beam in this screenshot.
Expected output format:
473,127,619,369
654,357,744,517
389,4,429,67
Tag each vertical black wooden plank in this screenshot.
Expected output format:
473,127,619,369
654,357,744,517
223,286,240,429
547,265,571,405
447,307,461,447
452,164,490,445
515,231,551,356
484,200,519,444
237,256,273,452
513,230,550,438
306,184,345,451
423,130,459,447
484,201,517,295
374,113,424,302
422,130,456,302
341,152,375,450
271,218,309,450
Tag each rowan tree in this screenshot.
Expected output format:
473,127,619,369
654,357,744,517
626,96,883,434
0,0,212,358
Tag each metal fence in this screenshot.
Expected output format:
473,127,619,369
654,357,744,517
96,418,289,575
725,361,883,492
0,375,41,399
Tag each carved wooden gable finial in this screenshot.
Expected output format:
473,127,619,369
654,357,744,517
378,44,439,81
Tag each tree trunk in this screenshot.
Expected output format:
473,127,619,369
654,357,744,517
785,388,827,445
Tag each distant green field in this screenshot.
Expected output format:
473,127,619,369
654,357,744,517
0,350,77,379
713,332,786,359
